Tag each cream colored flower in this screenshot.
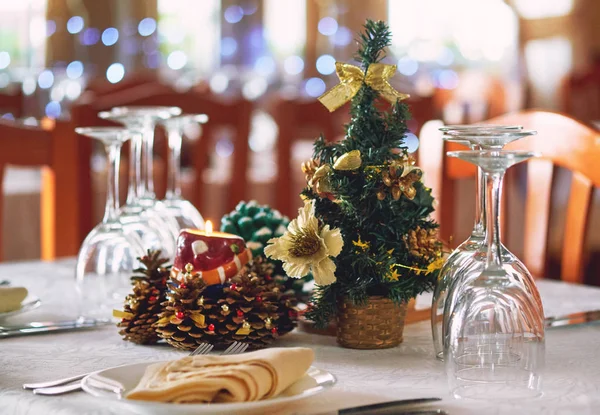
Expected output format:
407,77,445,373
265,200,343,286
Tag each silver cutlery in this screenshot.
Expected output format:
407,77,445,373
27,341,249,395
1,318,112,338
314,398,444,415
545,309,600,328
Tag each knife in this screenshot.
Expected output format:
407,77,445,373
313,398,443,415
0,318,112,338
545,310,600,328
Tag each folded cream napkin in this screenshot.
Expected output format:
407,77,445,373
0,286,28,312
127,347,314,404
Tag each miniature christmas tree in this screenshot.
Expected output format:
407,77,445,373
266,20,443,329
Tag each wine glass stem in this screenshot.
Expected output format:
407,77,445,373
166,128,183,200
126,132,143,205
472,166,486,238
484,170,505,269
103,143,122,224
142,119,155,199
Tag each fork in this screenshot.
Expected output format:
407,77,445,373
25,342,214,392
28,341,249,395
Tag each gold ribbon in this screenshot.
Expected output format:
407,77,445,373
318,62,410,112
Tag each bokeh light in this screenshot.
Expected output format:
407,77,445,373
167,51,187,70
65,81,82,100
242,77,268,101
318,17,338,36
66,61,84,79
216,138,234,158
50,85,65,102
254,56,276,76
0,73,9,88
437,47,455,66
106,63,125,83
46,20,57,37
138,18,157,36
305,77,326,97
210,73,229,94
224,5,244,23
221,37,238,57
45,101,61,118
81,28,100,45
102,28,119,46
30,17,47,47
38,70,54,89
0,52,10,69
67,16,84,34
284,55,304,75
1,113,14,120
437,69,459,89
22,78,37,95
316,54,336,75
404,132,420,153
331,26,352,46
397,56,419,76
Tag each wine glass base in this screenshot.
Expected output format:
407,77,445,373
451,380,543,401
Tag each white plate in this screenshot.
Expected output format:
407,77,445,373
82,361,336,415
0,295,41,320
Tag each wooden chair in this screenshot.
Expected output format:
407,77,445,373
419,111,600,284
0,88,24,118
561,66,600,124
492,110,600,284
270,96,345,217
0,118,80,260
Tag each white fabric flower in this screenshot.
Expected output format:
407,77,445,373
265,200,343,286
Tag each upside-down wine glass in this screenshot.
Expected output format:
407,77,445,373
431,125,524,360
74,127,145,318
437,129,544,362
161,114,209,231
444,150,545,400
99,109,178,258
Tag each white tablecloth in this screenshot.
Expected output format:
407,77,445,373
1,259,600,415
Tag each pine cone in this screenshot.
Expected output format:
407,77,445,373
116,250,170,344
404,226,441,261
154,257,298,351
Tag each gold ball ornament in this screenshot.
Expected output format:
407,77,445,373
376,190,387,201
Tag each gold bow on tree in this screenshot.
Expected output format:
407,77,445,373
318,62,410,112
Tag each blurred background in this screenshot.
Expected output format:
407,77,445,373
0,0,598,281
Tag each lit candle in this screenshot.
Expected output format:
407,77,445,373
172,221,252,285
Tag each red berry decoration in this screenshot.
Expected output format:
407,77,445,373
149,296,157,302
288,309,297,318
208,324,215,332
265,275,272,281
256,296,263,303
271,327,278,334
175,311,184,319
179,283,187,289
236,310,244,317
161,278,167,286
230,283,237,291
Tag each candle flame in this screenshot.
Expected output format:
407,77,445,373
205,220,213,235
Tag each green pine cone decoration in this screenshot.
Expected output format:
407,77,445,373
220,200,289,258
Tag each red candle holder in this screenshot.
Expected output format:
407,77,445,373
172,223,252,285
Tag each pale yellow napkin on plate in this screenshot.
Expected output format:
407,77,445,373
126,347,314,403
0,286,28,312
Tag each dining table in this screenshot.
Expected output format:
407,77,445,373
1,258,600,415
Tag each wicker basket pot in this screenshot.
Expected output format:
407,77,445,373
337,296,408,349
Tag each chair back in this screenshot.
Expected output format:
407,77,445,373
271,96,344,217
0,118,80,260
420,111,600,284
0,88,24,118
561,67,600,124
493,110,600,283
